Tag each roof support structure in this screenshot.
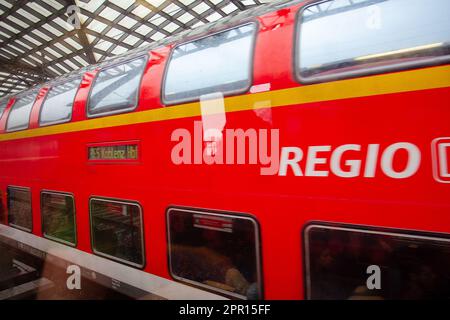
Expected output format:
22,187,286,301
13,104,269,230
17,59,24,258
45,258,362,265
63,0,97,64
0,0,271,98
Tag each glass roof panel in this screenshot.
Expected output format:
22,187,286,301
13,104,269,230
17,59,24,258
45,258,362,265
0,0,270,98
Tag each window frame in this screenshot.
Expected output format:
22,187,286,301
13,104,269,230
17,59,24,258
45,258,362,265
40,190,77,247
38,78,82,127
166,206,263,300
294,0,450,84
303,222,450,300
89,196,146,269
0,189,6,225
5,91,39,133
161,22,258,106
86,54,149,119
7,186,32,233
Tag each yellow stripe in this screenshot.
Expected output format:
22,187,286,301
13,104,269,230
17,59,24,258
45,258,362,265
1,65,449,142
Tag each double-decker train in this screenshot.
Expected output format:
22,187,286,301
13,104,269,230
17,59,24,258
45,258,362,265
0,0,450,299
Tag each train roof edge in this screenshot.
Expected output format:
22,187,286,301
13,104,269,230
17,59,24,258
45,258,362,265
0,0,305,101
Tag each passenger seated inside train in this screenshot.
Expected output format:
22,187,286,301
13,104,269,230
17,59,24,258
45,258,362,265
307,226,450,300
168,209,260,300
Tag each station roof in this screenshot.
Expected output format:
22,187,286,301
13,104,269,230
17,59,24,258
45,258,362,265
0,0,273,98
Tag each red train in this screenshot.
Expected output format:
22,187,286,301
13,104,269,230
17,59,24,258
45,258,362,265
0,0,450,300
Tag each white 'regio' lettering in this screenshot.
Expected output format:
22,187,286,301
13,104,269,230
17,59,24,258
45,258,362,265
381,142,421,178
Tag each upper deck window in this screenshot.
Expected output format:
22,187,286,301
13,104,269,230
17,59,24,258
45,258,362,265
0,100,8,119
41,191,76,246
7,187,32,232
6,93,38,132
167,208,262,299
40,78,81,126
90,198,144,268
88,56,147,117
163,23,256,105
296,0,450,83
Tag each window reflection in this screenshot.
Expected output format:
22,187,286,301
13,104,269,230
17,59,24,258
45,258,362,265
164,23,256,104
41,192,76,246
88,56,147,116
306,225,450,299
7,187,32,232
90,199,144,267
40,78,81,126
0,101,8,119
0,190,5,225
298,0,450,81
6,93,37,132
168,209,261,299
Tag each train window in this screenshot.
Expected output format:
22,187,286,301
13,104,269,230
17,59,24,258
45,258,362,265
89,198,144,268
304,224,450,299
7,187,32,232
6,93,38,132
0,100,8,119
167,208,262,299
0,190,5,225
39,78,81,126
163,23,256,104
87,56,147,117
41,191,76,246
296,0,450,83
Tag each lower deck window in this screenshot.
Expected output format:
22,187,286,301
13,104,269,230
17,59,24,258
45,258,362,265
305,225,450,299
41,191,76,246
90,198,144,268
7,187,32,232
0,190,5,225
167,208,262,299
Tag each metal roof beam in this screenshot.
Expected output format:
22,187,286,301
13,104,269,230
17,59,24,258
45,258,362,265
0,58,54,78
60,0,97,64
0,0,29,24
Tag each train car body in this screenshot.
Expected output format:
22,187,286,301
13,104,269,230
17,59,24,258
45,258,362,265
0,0,450,300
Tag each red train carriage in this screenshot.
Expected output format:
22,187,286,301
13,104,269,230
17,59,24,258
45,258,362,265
0,0,450,300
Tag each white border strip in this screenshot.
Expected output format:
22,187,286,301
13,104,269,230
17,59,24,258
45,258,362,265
0,224,227,300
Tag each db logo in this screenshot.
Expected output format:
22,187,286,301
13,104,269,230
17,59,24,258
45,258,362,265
432,138,450,183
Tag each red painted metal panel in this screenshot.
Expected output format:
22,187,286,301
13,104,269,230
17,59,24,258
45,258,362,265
0,2,449,300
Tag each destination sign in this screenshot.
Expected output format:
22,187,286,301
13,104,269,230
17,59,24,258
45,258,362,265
88,144,138,161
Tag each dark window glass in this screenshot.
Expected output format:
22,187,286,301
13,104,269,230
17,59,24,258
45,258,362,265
7,187,32,232
168,209,261,299
6,93,38,132
305,225,450,300
90,198,144,267
0,190,5,225
163,23,256,104
40,78,81,126
41,192,76,245
297,0,450,82
88,56,147,117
